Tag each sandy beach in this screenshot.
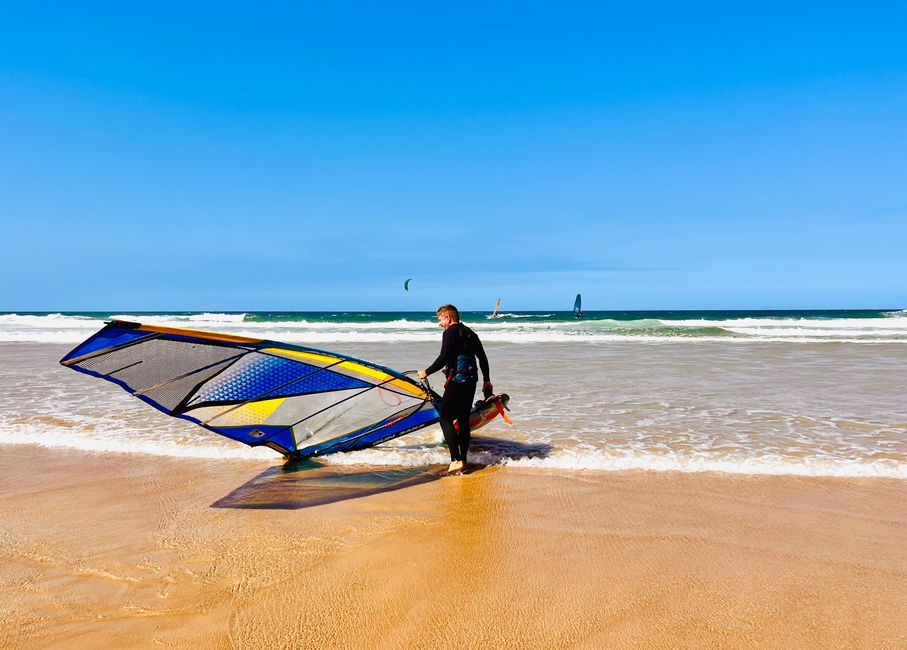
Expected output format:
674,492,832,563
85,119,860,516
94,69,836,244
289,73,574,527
2,445,905,648
5,0,907,643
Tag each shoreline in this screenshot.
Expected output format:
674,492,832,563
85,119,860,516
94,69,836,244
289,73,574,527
2,445,906,647
7,339,907,480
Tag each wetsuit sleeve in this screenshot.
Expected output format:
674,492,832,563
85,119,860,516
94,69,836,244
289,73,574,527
473,334,490,383
424,326,455,376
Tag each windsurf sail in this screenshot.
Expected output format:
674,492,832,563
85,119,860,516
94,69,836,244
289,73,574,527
491,298,501,318
573,293,583,319
59,321,439,458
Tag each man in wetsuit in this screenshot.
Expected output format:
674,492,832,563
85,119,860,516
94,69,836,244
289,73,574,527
418,304,492,473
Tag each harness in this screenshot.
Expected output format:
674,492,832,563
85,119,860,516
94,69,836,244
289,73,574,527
444,324,479,386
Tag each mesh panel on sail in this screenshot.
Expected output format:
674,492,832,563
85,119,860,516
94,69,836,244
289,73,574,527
76,338,247,395
141,357,242,411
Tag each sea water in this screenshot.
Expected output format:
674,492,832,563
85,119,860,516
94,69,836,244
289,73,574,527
1,310,905,478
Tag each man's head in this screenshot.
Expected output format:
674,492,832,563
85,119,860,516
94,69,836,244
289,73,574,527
436,304,460,329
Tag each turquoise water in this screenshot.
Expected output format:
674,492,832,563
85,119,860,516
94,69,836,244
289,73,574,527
1,309,905,343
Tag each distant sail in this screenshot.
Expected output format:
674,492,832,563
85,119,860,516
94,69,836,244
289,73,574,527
404,278,412,291
574,294,583,319
60,321,439,458
491,298,501,318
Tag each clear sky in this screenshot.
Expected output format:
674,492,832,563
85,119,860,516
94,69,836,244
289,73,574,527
1,1,905,311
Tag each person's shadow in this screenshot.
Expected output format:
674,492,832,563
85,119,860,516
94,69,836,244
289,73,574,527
212,436,552,510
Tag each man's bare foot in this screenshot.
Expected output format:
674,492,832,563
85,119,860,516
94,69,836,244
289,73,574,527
448,461,460,473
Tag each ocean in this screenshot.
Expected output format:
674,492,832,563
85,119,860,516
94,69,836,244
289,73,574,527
1,310,905,478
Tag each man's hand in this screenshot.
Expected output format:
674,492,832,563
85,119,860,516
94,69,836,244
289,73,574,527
483,381,493,399
417,369,427,380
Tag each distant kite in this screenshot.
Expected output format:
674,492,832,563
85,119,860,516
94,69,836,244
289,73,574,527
404,278,413,291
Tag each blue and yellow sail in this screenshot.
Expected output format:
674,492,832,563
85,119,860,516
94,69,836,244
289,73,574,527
60,321,439,457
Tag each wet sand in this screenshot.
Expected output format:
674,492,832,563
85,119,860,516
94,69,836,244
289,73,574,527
2,445,906,648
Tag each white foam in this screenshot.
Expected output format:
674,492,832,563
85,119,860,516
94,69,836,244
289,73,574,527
317,444,906,478
3,417,904,479
0,313,99,328
3,327,905,345
487,313,554,319
2,312,907,344
0,424,280,461
662,317,907,334
495,448,907,479
108,312,249,325
724,327,906,338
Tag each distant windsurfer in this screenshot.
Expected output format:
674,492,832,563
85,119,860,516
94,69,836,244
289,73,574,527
418,304,492,474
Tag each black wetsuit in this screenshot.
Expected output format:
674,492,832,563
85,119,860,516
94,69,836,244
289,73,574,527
424,322,490,463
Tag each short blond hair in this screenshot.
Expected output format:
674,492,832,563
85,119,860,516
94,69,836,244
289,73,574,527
436,304,460,322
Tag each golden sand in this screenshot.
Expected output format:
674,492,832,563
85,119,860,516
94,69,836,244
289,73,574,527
1,445,906,648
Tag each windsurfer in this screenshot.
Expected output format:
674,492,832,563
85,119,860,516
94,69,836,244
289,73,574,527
418,304,492,473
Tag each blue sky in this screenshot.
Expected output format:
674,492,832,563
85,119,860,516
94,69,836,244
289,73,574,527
1,1,905,310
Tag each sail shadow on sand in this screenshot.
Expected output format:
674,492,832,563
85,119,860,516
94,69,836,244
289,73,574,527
211,439,551,510
211,460,445,510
